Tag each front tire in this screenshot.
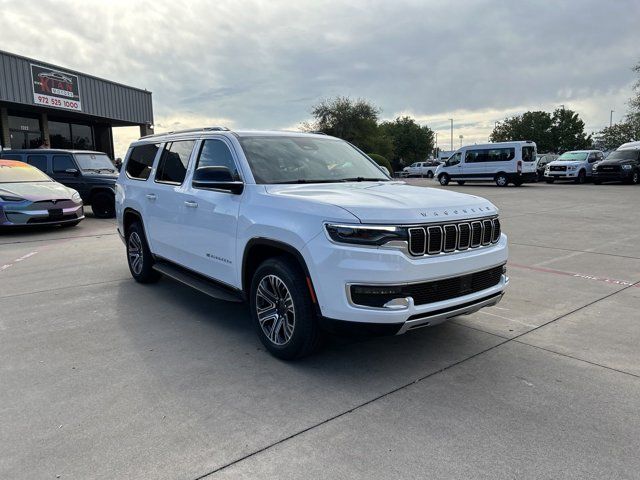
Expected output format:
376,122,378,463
630,170,640,185
126,222,161,283
495,173,509,187
250,257,321,360
575,170,586,184
91,191,115,218
438,174,450,186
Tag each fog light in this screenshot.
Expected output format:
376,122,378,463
353,286,402,296
383,297,411,310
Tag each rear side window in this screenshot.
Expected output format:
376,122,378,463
522,146,535,162
53,155,76,172
194,139,240,179
27,155,47,172
465,148,515,163
155,140,195,185
126,144,160,180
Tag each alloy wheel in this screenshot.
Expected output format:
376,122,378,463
128,232,144,275
255,274,295,345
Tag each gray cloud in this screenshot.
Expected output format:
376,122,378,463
1,0,638,155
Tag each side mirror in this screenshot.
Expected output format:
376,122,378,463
192,166,243,194
65,168,79,176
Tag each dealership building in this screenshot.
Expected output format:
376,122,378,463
0,50,153,158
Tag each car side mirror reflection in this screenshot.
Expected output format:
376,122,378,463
192,166,244,194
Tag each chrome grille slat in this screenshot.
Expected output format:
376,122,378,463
409,217,500,257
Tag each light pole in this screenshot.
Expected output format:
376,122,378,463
434,132,438,156
610,109,615,128
449,119,453,151
459,135,463,148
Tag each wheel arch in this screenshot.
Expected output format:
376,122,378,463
122,208,147,239
242,238,318,309
89,186,115,204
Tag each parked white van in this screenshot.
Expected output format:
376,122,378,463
435,141,537,187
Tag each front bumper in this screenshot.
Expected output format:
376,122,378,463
303,232,509,331
592,170,632,182
544,170,581,179
0,203,84,226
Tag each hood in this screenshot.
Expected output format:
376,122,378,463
0,181,75,201
265,181,497,223
548,160,584,167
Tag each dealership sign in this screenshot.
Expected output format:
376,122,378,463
31,64,82,112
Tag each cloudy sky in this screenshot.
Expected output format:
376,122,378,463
1,0,638,156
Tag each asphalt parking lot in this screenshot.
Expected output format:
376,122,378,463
1,180,639,479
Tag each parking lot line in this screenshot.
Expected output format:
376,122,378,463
508,262,639,288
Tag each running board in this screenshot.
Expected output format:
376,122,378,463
153,261,243,303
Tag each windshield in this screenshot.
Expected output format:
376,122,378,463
606,150,638,161
74,153,116,172
238,136,390,184
557,152,588,161
0,161,51,183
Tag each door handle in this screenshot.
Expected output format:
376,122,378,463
184,200,198,208
146,193,156,200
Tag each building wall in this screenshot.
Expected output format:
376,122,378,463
0,50,153,125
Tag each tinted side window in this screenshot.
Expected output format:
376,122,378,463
27,155,48,172
194,139,239,180
126,144,160,180
466,148,515,163
53,155,76,172
522,146,535,162
155,140,195,185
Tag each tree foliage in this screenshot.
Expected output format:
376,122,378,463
305,97,433,171
379,116,435,168
593,122,640,151
490,108,591,152
366,153,393,174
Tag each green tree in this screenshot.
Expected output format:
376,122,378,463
490,111,554,152
304,96,390,154
379,116,435,169
630,61,640,114
551,108,592,152
593,122,640,150
490,108,591,152
366,153,393,174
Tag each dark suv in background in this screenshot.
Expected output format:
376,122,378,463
0,149,117,217
593,147,640,185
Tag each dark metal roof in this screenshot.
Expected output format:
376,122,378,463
0,50,153,125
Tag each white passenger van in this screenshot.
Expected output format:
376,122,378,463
435,141,537,187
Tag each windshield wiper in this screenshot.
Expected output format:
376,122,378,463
278,179,348,184
338,177,388,182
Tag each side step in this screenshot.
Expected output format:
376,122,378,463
153,261,244,303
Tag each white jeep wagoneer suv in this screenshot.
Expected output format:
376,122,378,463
116,128,508,359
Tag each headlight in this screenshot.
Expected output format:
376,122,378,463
567,166,575,171
325,223,408,246
72,191,82,202
622,164,632,170
0,194,24,202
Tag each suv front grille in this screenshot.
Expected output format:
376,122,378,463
550,165,566,171
407,217,500,257
350,265,505,307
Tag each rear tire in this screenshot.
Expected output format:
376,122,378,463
456,180,466,185
250,257,322,360
91,191,115,218
426,171,434,179
438,174,450,186
495,173,509,187
126,222,161,283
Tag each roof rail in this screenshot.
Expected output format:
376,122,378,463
140,126,230,139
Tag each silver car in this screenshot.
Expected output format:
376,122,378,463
0,159,84,227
